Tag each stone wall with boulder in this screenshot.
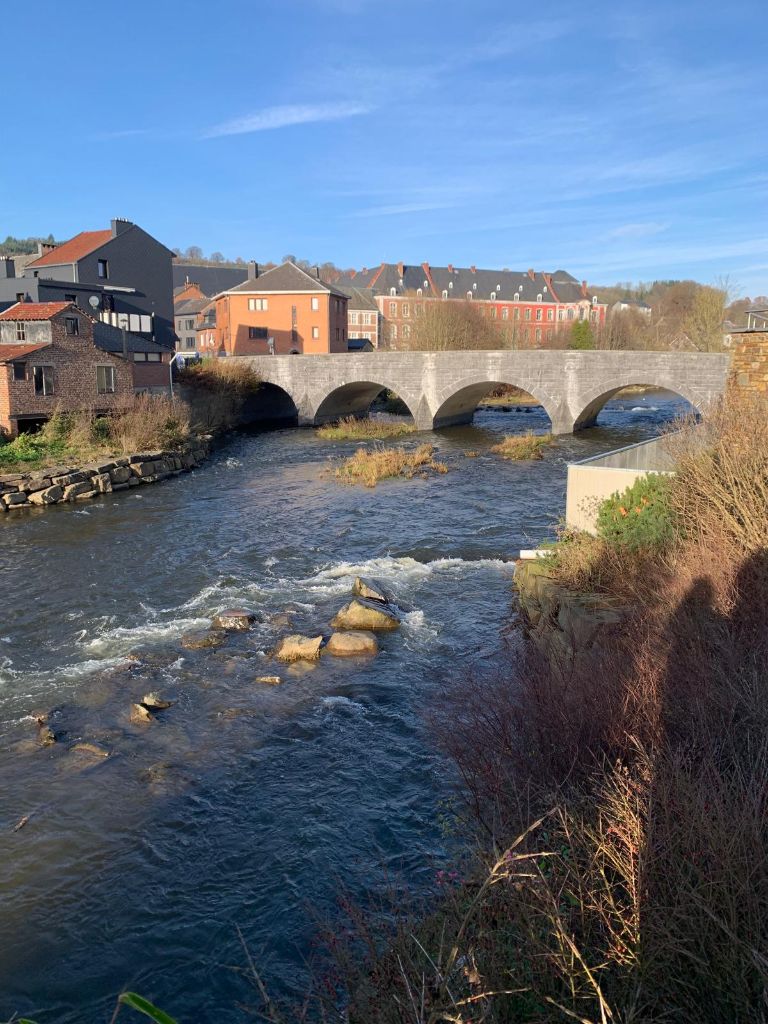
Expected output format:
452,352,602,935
731,330,768,396
0,437,211,514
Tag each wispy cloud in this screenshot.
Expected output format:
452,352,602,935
604,222,670,240
351,201,458,218
92,128,149,141
203,102,370,138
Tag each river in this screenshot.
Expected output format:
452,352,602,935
0,391,685,1022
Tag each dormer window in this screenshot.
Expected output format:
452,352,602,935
467,291,473,300
592,296,598,304
399,278,403,287
442,290,448,299
389,287,396,297
448,281,453,290
423,280,428,288
497,283,501,291
472,282,477,290
513,293,520,302
417,288,423,297
543,286,547,293
537,293,543,302
490,292,497,301
65,316,80,336
97,259,109,280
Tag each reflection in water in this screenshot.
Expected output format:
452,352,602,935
0,393,686,1021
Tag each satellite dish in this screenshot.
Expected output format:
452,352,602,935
88,295,100,309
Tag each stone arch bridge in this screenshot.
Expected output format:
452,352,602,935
237,350,731,434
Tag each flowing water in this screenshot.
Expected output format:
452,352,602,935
0,391,685,1022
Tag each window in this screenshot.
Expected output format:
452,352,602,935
558,309,565,321
390,324,398,340
472,282,477,291
423,280,429,288
133,352,147,361
248,326,268,339
524,308,531,320
12,361,26,381
535,328,542,342
547,309,554,321
535,309,542,321
311,297,320,311
467,291,473,300
567,309,575,320
248,298,268,311
350,312,358,324
390,287,396,297
547,328,554,340
147,352,161,362
33,365,54,396
513,293,520,302
15,321,25,341
312,326,320,339
537,293,543,302
185,337,196,349
335,328,340,342
65,293,77,303
389,301,397,316
416,288,423,297
184,319,195,330
442,290,448,299
402,303,410,317
490,291,496,301
402,324,411,339
415,303,423,316
97,259,109,279
97,365,116,394
592,296,598,305
513,308,520,320
490,307,497,318
448,281,453,290
502,307,509,320
65,316,80,335
15,292,25,303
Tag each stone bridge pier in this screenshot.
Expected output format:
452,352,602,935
236,350,731,434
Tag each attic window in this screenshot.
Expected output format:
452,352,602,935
448,281,453,290
423,280,428,289
65,316,80,335
472,282,477,290
467,291,473,300
513,293,520,302
417,288,423,297
97,259,109,280
15,321,26,341
442,290,448,299
490,292,496,301
389,287,396,297
537,293,543,302
543,286,547,293
592,296,598,304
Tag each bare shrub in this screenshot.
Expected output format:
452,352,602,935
334,443,448,487
490,432,553,460
179,358,262,433
109,394,191,453
316,416,415,441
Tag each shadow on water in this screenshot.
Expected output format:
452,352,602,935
0,389,689,1021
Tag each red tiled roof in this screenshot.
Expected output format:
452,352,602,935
27,230,112,268
0,343,49,362
0,302,73,321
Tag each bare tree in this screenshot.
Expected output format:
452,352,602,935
402,300,509,351
683,284,727,352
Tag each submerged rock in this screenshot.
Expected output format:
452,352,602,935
274,634,323,662
35,716,56,747
212,609,257,631
325,631,379,657
352,576,393,605
70,742,110,759
141,692,174,710
331,598,400,632
181,629,227,650
254,675,282,686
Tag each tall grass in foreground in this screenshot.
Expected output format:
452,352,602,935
316,416,416,441
178,358,262,433
334,443,447,487
272,390,768,1024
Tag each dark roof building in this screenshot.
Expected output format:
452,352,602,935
172,262,253,296
219,261,350,299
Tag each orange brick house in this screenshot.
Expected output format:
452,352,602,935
214,261,349,356
0,302,134,435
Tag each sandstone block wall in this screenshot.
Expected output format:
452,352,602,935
731,331,768,395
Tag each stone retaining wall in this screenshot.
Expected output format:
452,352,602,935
0,438,211,513
731,330,768,395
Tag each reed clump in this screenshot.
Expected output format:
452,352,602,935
334,443,447,487
491,431,554,460
316,415,416,441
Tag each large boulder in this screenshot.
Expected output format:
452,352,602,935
28,485,63,505
352,576,394,604
130,703,154,725
325,630,379,657
274,634,323,662
142,692,174,710
331,598,400,632
212,609,257,631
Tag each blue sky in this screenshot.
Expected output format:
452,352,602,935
2,0,767,293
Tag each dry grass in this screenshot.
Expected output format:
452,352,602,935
334,443,448,487
316,415,416,441
491,432,554,460
178,358,262,433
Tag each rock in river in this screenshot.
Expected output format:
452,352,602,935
182,629,227,650
331,598,400,632
325,630,379,657
142,692,174,710
254,675,282,686
352,576,393,605
212,609,257,631
130,703,155,725
274,635,323,662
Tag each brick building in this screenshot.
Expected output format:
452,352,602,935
214,261,349,355
338,262,607,348
335,285,382,348
0,302,135,435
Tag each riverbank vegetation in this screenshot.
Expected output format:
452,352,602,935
177,358,262,433
491,431,554,460
316,416,416,441
334,443,447,487
291,390,768,1023
0,397,191,470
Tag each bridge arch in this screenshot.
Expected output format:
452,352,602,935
431,375,561,431
241,382,299,427
573,378,703,431
312,380,421,426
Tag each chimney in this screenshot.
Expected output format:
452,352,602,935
447,264,453,273
0,257,15,279
581,280,588,296
361,266,368,275
111,218,133,237
470,265,476,275
527,268,535,280
247,261,259,279
313,265,321,279
397,261,404,277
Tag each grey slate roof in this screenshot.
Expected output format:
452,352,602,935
333,284,379,311
174,297,209,316
93,320,169,355
172,263,249,296
220,261,349,298
339,263,594,304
